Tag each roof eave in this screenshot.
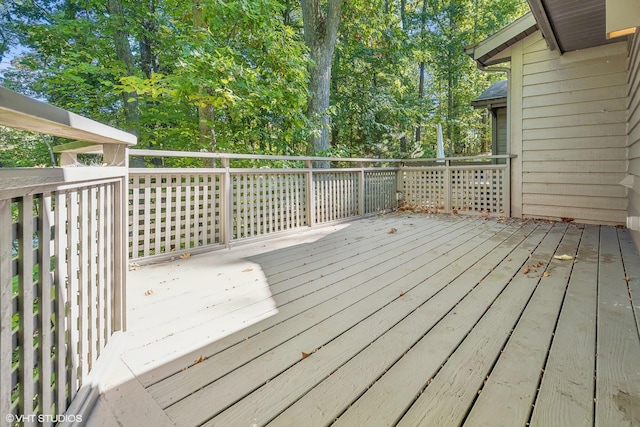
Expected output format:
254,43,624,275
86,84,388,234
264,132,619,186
471,98,507,109
467,13,538,66
527,0,562,52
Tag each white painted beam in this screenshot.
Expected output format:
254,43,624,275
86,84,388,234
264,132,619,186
0,86,136,146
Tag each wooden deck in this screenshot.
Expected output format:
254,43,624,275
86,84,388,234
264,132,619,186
87,213,640,426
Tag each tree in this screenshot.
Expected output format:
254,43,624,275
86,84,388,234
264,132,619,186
300,0,343,159
106,0,140,137
2,0,310,163
0,0,527,165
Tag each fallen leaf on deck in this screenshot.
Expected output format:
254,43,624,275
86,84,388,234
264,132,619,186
543,271,550,278
561,217,574,222
523,267,530,274
301,352,310,360
144,289,154,296
387,228,398,234
242,267,253,272
625,276,630,282
179,253,191,259
194,355,205,365
553,254,573,260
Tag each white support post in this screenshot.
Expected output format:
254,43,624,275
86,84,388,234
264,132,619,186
59,152,78,166
103,144,128,167
221,157,233,247
305,160,315,227
358,162,365,217
112,175,127,332
444,159,452,212
504,158,512,217
396,164,405,206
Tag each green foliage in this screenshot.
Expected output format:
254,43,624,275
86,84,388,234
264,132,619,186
0,0,528,163
0,126,55,167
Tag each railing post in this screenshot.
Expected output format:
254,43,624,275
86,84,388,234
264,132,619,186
396,164,405,207
504,156,512,217
112,175,127,331
221,157,233,247
444,159,452,212
358,162,365,217
103,144,128,167
111,142,129,332
305,160,315,227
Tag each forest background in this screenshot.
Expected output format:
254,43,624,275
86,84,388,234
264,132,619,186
0,0,528,167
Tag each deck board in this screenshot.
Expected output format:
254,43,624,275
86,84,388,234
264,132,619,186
161,218,509,425
529,224,599,427
393,222,568,427
595,227,640,426
135,215,471,383
205,220,526,426
464,223,582,426
272,220,542,426
86,214,640,427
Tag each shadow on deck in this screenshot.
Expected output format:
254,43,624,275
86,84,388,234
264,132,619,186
85,213,640,426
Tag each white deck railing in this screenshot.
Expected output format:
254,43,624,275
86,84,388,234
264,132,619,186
401,158,510,214
128,154,399,261
0,143,510,425
0,168,128,424
128,151,510,262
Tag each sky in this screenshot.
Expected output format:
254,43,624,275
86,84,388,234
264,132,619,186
0,46,26,73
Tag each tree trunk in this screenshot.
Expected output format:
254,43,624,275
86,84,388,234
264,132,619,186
414,0,427,146
140,0,158,79
107,0,139,138
300,0,342,166
193,0,217,166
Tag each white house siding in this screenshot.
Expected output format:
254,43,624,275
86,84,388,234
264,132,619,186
628,33,640,248
516,33,628,225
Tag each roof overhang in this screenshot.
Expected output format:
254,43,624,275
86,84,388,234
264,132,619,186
527,0,624,53
0,86,136,146
468,1,638,68
465,13,538,66
471,80,508,109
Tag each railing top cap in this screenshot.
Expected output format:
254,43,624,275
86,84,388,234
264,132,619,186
129,149,514,163
0,86,137,146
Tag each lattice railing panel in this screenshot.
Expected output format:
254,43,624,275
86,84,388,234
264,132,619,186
450,168,505,213
232,172,307,240
313,171,360,224
364,170,397,214
402,168,446,209
129,172,222,259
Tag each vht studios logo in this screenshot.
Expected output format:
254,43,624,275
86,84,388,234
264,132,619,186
5,414,83,423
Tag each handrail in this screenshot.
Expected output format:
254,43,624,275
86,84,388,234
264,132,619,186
129,149,515,164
